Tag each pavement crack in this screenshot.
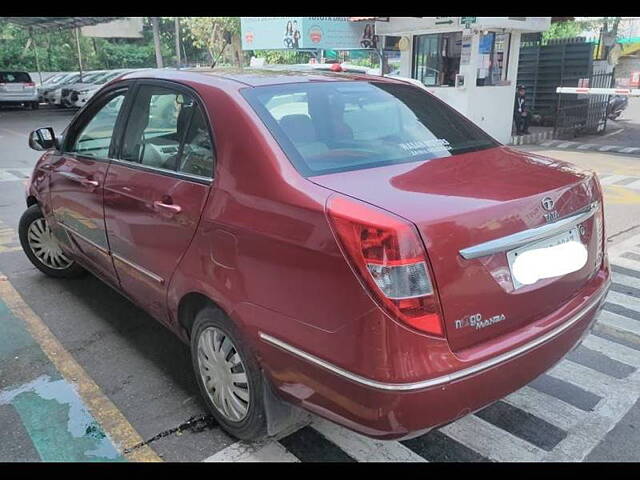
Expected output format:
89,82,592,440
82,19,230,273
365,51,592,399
122,414,218,454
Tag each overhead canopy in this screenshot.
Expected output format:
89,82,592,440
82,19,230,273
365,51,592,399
2,17,123,32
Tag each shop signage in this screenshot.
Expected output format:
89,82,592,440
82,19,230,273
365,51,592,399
460,17,477,27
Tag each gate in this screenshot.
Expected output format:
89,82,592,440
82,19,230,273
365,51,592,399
554,63,615,138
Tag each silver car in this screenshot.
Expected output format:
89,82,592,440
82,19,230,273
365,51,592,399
0,71,38,109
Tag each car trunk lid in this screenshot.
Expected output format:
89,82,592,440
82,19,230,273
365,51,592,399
310,146,602,352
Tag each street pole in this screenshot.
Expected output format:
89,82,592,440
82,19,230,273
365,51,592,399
30,28,43,85
75,27,83,81
175,17,182,69
151,17,164,68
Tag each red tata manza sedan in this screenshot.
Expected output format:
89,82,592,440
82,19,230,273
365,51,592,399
20,68,611,441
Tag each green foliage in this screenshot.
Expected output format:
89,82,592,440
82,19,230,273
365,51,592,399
542,21,584,41
256,50,314,64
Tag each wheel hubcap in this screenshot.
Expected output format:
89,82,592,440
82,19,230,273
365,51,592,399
27,218,73,270
197,327,250,422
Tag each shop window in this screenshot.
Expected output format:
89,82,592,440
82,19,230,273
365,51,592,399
412,32,462,87
476,32,511,86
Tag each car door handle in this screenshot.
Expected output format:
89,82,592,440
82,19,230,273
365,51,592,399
153,201,182,215
80,178,99,188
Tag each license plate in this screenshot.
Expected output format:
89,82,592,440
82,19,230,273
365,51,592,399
507,228,582,289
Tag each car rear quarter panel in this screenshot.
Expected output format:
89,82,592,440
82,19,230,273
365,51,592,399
164,80,457,386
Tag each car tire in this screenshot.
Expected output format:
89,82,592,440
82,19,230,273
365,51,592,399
18,204,85,278
31,102,39,110
190,306,267,441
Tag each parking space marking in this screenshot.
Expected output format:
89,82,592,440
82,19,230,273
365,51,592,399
0,168,32,182
503,386,586,431
0,272,161,462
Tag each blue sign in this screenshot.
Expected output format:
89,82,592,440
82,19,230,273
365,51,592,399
241,17,376,50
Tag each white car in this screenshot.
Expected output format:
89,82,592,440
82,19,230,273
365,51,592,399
67,69,141,108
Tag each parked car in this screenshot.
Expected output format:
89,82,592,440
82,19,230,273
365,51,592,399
0,71,39,109
37,72,72,102
20,68,611,441
58,70,108,107
66,69,137,108
43,72,82,106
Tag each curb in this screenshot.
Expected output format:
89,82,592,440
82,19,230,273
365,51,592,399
531,140,640,156
509,130,555,146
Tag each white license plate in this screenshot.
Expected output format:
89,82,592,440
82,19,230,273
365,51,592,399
507,228,583,289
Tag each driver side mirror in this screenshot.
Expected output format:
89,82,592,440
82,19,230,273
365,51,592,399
29,127,58,151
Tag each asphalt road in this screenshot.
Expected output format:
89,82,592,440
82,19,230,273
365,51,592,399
1,105,639,462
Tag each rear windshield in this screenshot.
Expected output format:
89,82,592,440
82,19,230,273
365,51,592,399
0,72,32,83
241,81,499,176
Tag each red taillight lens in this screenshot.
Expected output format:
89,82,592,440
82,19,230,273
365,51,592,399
25,82,35,87
326,195,444,336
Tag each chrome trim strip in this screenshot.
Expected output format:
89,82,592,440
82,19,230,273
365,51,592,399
459,202,600,260
112,253,164,284
58,223,109,255
259,281,610,392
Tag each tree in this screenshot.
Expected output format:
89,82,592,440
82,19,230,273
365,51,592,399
182,17,242,66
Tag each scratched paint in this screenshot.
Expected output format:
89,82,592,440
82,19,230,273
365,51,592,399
0,377,124,461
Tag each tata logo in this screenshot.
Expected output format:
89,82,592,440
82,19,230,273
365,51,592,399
541,197,555,211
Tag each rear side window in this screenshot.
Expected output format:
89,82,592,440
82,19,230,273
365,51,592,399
242,81,499,176
119,84,214,178
0,72,32,83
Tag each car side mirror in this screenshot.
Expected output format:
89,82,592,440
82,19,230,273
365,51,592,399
29,127,57,151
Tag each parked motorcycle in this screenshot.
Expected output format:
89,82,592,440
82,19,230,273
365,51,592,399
607,95,629,120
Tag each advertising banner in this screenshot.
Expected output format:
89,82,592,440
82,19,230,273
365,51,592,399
241,17,376,50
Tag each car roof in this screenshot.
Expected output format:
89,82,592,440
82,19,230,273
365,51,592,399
119,67,410,89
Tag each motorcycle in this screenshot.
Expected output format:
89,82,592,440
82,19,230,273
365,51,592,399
607,95,629,120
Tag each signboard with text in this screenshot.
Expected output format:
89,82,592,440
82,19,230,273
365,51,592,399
241,17,376,50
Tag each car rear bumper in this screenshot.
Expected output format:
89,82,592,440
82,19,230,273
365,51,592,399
0,94,38,103
259,266,610,439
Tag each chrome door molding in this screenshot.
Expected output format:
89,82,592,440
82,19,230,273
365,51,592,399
111,252,164,284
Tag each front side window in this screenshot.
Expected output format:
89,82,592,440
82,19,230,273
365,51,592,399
242,81,498,176
67,91,127,158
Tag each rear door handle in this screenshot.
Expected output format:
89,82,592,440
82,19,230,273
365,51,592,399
153,201,182,215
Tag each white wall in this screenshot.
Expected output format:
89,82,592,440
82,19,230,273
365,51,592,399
391,25,525,144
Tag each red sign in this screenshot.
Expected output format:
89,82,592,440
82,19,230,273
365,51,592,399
245,32,254,44
309,26,323,44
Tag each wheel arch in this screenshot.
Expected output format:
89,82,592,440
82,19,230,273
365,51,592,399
177,291,226,340
26,195,38,207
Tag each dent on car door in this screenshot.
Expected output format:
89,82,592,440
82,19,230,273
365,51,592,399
48,89,128,286
103,83,213,321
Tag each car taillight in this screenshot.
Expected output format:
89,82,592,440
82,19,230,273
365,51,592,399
25,82,35,87
326,194,444,336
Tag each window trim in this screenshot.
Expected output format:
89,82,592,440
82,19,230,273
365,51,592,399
111,78,216,184
62,84,133,163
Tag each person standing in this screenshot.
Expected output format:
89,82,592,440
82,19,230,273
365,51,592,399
514,84,530,135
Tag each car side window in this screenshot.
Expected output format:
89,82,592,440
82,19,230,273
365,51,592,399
67,92,127,158
177,105,215,178
120,85,196,171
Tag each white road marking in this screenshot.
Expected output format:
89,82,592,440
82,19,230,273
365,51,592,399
549,360,619,397
595,310,640,342
612,270,640,290
582,334,640,368
203,440,299,462
504,386,586,431
440,414,545,462
606,290,640,312
599,174,630,185
310,417,427,462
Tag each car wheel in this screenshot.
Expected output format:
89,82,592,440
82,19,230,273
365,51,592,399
191,306,267,441
31,102,40,110
18,204,85,278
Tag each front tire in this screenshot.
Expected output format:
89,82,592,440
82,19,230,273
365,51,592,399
191,306,267,441
19,204,85,278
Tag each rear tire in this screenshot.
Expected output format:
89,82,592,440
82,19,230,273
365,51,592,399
19,204,85,278
190,306,267,441
31,102,40,110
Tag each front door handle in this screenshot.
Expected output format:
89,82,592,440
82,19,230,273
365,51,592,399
80,178,99,188
153,200,182,215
